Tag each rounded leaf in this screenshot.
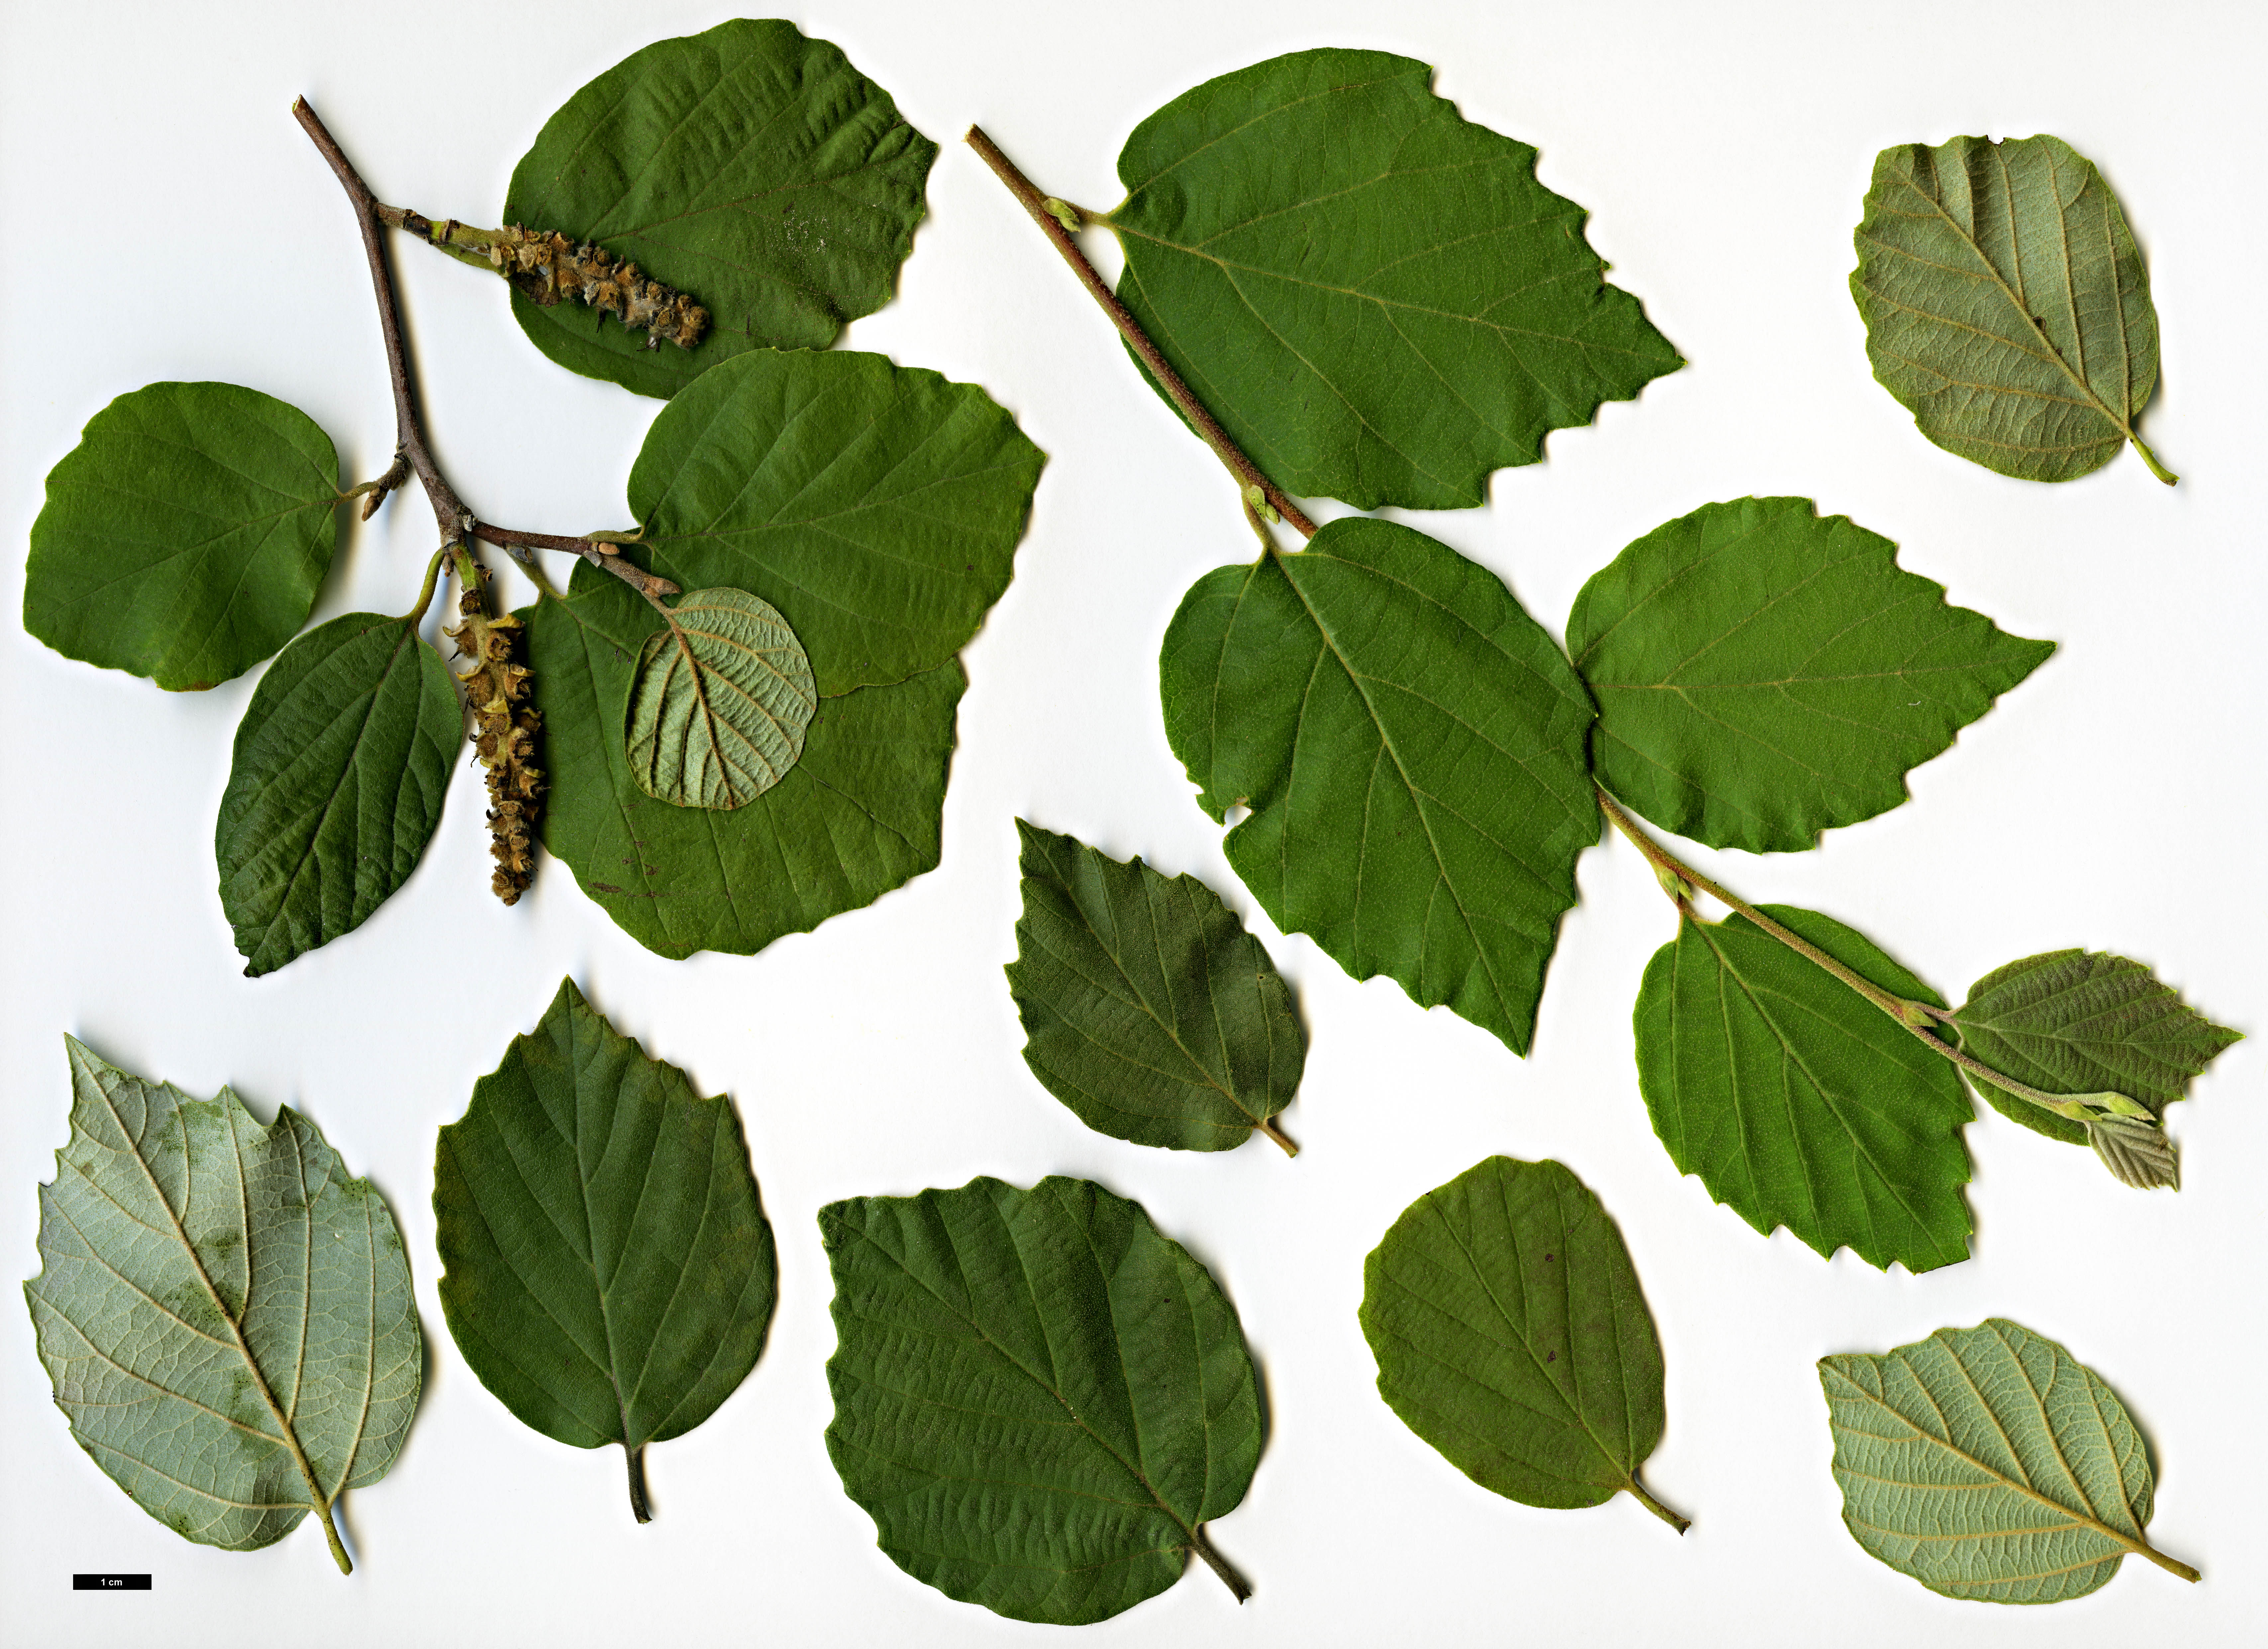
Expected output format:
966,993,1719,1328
626,587,817,810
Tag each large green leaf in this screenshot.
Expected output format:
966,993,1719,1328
1568,497,2053,852
433,980,775,1518
625,587,817,809
215,611,461,977
1161,516,1597,1055
1109,48,1681,510
1851,135,2169,483
1359,1156,1685,1529
24,382,340,690
1005,819,1305,1153
505,19,937,397
822,1176,1262,1624
1632,905,1972,1272
25,1040,420,1572
628,348,1045,695
1820,1319,2197,1601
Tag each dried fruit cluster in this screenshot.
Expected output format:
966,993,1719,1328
487,224,708,350
446,563,544,904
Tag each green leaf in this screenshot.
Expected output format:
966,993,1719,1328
1359,1156,1686,1530
25,1039,420,1572
1851,135,2172,484
215,611,461,977
628,348,1046,695
1109,48,1681,510
1005,820,1305,1153
24,383,341,690
1568,496,2054,852
822,1176,1262,1624
433,979,776,1519
1820,1319,2198,1601
1952,949,2242,1148
1632,905,1972,1272
505,19,937,398
1160,517,1597,1055
626,587,817,809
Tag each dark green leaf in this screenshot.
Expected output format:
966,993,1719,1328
1110,48,1681,510
1633,905,1972,1272
433,980,776,1514
505,19,936,398
215,612,460,977
1359,1156,1685,1529
24,383,340,690
1851,135,2170,483
1820,1319,2196,1601
1160,517,1597,1055
1005,820,1304,1153
1568,496,2053,852
822,1176,1262,1624
26,1039,420,1571
626,587,816,809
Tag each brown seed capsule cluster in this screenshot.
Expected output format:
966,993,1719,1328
487,225,709,351
446,566,545,905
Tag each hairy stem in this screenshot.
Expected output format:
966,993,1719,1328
1624,1475,1690,1534
1188,1524,1251,1602
472,524,679,600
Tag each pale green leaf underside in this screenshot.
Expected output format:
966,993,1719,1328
1360,1157,1670,1514
505,18,936,397
24,382,339,691
627,587,817,809
822,1176,1262,1625
1569,496,2053,852
215,612,461,977
1633,905,1972,1272
1111,48,1680,510
434,980,775,1464
1821,1319,2171,1602
1852,135,2165,482
1160,516,1597,1055
1006,819,1304,1151
26,1040,419,1556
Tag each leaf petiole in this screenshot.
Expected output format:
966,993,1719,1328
625,1443,653,1524
1624,1475,1689,1534
394,544,448,626
1189,1524,1251,1602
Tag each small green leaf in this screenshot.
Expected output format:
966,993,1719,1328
1852,135,2171,483
1111,48,1681,510
1360,1156,1686,1530
505,19,937,398
215,612,461,977
1569,497,2054,852
433,980,776,1519
626,587,817,810
822,1176,1262,1624
24,383,340,690
1633,905,1972,1272
1006,820,1305,1153
1820,1319,2198,1601
26,1039,420,1572
1161,517,1597,1055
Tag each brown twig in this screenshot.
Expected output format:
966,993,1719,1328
471,525,680,601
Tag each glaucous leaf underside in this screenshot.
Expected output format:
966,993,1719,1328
1162,516,1597,1055
24,382,340,691
505,18,937,397
822,1176,1263,1625
1569,496,2053,852
1006,819,1304,1152
626,587,817,810
1111,48,1681,510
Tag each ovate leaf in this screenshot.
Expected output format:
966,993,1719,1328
215,612,461,977
25,1040,420,1572
433,979,776,1518
1852,135,2170,483
1569,497,2054,852
505,19,937,397
1005,820,1305,1153
1110,48,1681,510
1632,905,1972,1271
24,383,340,690
1161,517,1597,1055
823,1176,1262,1623
1820,1319,2198,1601
625,587,817,809
1359,1156,1686,1530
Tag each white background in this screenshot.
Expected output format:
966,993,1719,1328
3,1,2262,1644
